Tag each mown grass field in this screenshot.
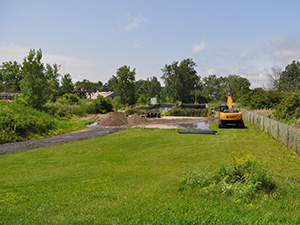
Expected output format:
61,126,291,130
1,122,300,224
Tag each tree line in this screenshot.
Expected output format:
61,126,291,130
1,49,300,116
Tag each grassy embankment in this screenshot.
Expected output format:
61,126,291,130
1,122,300,224
0,101,95,143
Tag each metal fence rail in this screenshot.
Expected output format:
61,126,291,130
240,109,300,154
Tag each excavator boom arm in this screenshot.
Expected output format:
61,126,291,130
226,93,233,110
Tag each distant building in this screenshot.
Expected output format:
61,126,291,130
88,91,118,100
0,91,21,100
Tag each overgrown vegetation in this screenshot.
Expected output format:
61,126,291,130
56,93,80,105
180,153,276,203
0,101,55,143
124,108,147,115
167,106,213,117
241,90,300,126
0,101,93,143
273,91,300,119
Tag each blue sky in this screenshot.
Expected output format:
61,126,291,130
1,0,300,88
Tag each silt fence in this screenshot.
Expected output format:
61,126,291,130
240,109,300,154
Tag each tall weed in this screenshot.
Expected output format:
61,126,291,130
181,153,276,202
0,102,55,143
167,107,213,117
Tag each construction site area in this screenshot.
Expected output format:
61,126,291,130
0,112,218,155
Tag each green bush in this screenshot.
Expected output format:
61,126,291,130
274,91,300,119
167,107,212,117
124,108,139,115
124,108,147,115
181,153,276,202
44,103,87,118
136,94,150,105
240,88,282,109
0,102,56,143
112,96,124,111
93,95,113,114
56,93,80,105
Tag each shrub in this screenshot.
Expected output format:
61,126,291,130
112,96,124,111
167,107,212,117
274,91,300,119
44,103,88,118
124,108,139,115
136,94,150,105
181,153,276,202
240,88,282,109
56,93,80,105
93,95,113,114
44,103,73,118
0,102,56,143
124,108,147,115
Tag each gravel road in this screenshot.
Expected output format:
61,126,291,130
0,127,124,155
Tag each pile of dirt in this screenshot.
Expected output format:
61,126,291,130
128,113,147,125
96,112,150,127
97,112,128,127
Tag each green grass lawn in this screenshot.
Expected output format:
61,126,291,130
1,122,300,224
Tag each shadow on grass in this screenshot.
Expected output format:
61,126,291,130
218,125,248,129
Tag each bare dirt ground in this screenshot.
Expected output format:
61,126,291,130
0,112,218,155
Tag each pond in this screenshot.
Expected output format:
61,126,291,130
87,120,212,129
86,122,98,128
177,121,211,129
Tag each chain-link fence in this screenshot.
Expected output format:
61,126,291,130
240,109,300,154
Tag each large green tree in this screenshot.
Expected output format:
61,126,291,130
201,74,250,101
75,79,93,91
60,73,74,93
201,75,226,100
45,63,61,102
45,63,61,90
112,65,136,105
137,76,162,103
0,61,22,91
103,78,115,92
20,49,48,109
161,58,199,103
74,79,102,92
279,60,300,92
225,75,251,101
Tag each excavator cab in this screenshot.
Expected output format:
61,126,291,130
219,104,228,112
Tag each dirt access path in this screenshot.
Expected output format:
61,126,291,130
0,112,217,155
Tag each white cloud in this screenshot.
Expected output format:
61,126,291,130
205,68,215,75
262,34,300,62
234,66,270,88
0,43,116,83
0,43,29,63
124,14,148,31
134,40,142,49
192,41,207,53
238,48,257,60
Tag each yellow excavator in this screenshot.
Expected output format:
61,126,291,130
218,92,244,128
